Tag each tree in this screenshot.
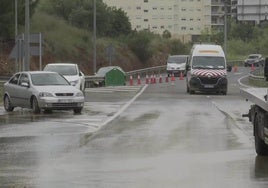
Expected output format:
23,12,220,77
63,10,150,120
127,31,154,62
162,30,171,39
107,8,132,37
44,0,132,37
0,0,39,39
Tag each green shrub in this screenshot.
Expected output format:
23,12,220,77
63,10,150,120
127,31,155,63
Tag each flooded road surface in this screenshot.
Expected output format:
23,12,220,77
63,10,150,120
1,71,268,188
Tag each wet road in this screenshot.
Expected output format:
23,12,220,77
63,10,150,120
1,68,268,187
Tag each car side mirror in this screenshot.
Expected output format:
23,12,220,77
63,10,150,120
227,65,232,72
186,65,191,71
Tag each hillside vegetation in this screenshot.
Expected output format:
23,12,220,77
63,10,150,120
2,0,268,76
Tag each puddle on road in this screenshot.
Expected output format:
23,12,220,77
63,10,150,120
79,111,160,147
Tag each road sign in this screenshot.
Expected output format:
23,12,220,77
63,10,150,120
106,44,115,66
9,33,43,71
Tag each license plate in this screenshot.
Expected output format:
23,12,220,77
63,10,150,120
204,85,214,88
58,99,73,103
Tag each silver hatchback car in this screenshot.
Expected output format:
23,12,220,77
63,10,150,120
3,71,85,113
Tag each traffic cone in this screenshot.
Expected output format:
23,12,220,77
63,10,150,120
150,75,154,84
146,74,149,84
179,72,184,80
233,65,238,72
165,75,169,82
171,73,175,81
159,75,162,83
251,64,255,71
137,74,141,85
129,75,133,86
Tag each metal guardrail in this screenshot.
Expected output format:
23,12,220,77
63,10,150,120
249,67,265,80
84,65,166,87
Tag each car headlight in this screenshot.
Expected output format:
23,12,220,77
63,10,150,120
39,92,53,97
76,92,84,97
70,80,79,86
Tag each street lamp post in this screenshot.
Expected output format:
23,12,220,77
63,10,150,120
93,0,97,74
15,0,18,72
224,0,228,56
24,0,30,71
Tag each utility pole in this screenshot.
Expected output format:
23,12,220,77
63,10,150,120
15,0,18,72
24,0,30,71
224,0,228,56
93,0,97,74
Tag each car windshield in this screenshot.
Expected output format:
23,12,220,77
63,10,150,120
31,73,70,86
248,55,259,59
192,56,225,69
168,56,187,64
44,65,78,75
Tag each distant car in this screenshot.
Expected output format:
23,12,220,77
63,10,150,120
43,63,85,91
3,71,84,114
166,55,188,77
244,54,264,67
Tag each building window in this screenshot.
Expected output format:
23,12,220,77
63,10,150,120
144,0,148,2
181,27,186,30
144,9,148,12
144,19,148,22
137,6,141,10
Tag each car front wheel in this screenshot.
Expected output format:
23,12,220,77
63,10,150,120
4,95,14,112
32,97,41,113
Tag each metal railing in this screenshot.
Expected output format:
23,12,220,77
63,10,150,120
84,65,166,88
249,67,265,80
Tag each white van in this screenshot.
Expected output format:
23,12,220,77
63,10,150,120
185,44,228,95
166,55,188,77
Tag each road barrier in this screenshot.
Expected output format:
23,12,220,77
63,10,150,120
0,60,246,88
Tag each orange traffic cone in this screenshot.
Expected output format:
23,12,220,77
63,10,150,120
165,75,169,82
251,64,255,71
137,74,141,85
171,74,175,81
179,72,184,80
129,75,133,86
150,75,154,84
233,65,237,72
145,74,149,84
159,75,162,83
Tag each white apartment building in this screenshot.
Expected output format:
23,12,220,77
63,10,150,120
103,0,212,42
